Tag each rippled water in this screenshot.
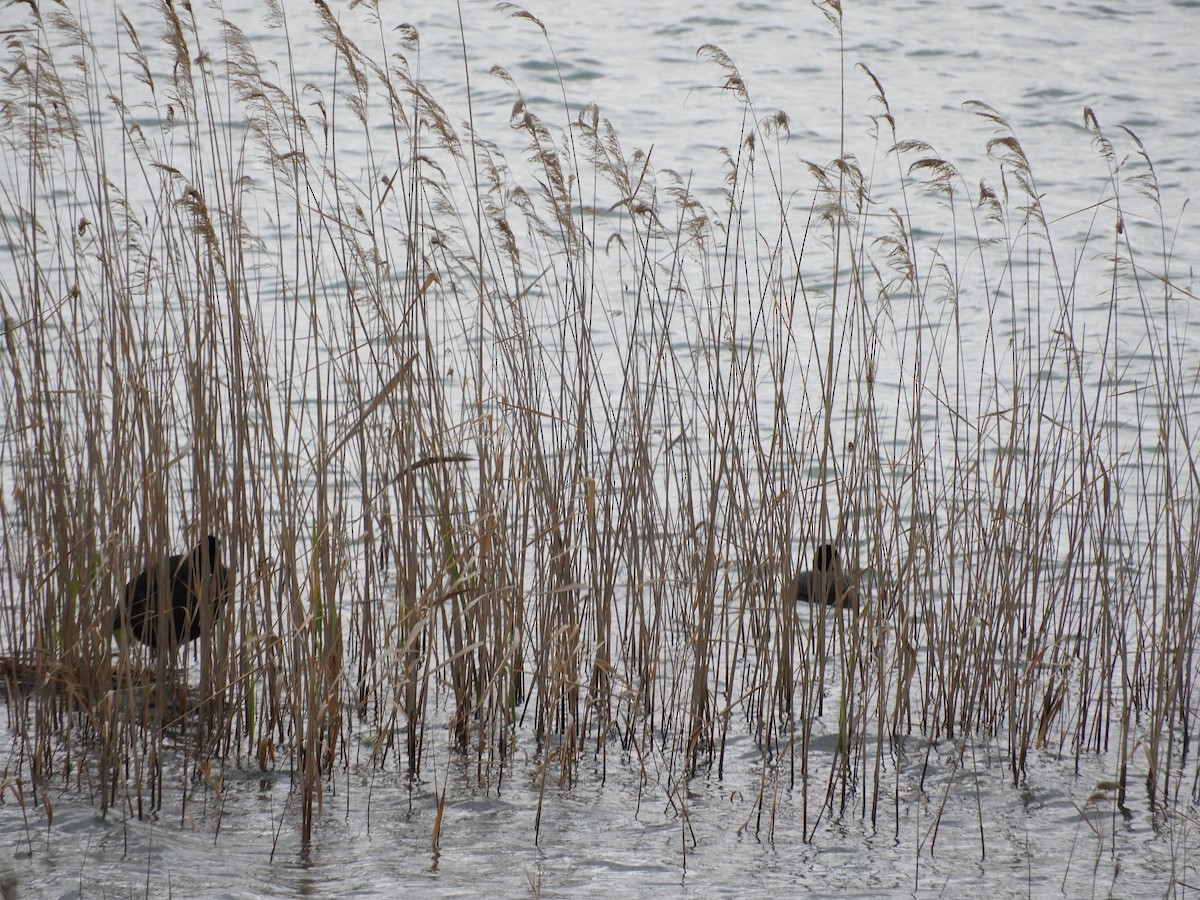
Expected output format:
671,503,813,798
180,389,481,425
2,0,1198,896
2,714,1186,899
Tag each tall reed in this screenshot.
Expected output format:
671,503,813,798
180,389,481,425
0,0,1194,853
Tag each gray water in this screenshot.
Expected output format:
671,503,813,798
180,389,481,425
1,718,1186,898
2,0,1198,896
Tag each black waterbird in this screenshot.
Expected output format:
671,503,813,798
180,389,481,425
115,535,231,649
786,543,854,608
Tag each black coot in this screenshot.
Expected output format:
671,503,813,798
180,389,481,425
115,535,230,649
788,543,851,607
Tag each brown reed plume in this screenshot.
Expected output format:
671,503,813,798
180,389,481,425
0,0,1194,864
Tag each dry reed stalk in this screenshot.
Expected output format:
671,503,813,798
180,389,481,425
0,1,1194,865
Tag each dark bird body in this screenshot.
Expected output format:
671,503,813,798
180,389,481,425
786,544,853,608
115,535,230,649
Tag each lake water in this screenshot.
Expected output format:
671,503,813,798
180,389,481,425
1,0,1198,897
0,714,1186,898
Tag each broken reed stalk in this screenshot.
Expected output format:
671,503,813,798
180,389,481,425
0,0,1195,853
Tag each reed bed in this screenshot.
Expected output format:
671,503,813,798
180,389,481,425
0,0,1195,858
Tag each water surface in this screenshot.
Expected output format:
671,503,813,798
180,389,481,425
0,0,1196,896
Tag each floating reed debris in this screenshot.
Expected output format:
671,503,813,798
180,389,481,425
0,1,1195,856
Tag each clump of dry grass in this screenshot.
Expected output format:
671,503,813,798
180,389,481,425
0,0,1195,860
